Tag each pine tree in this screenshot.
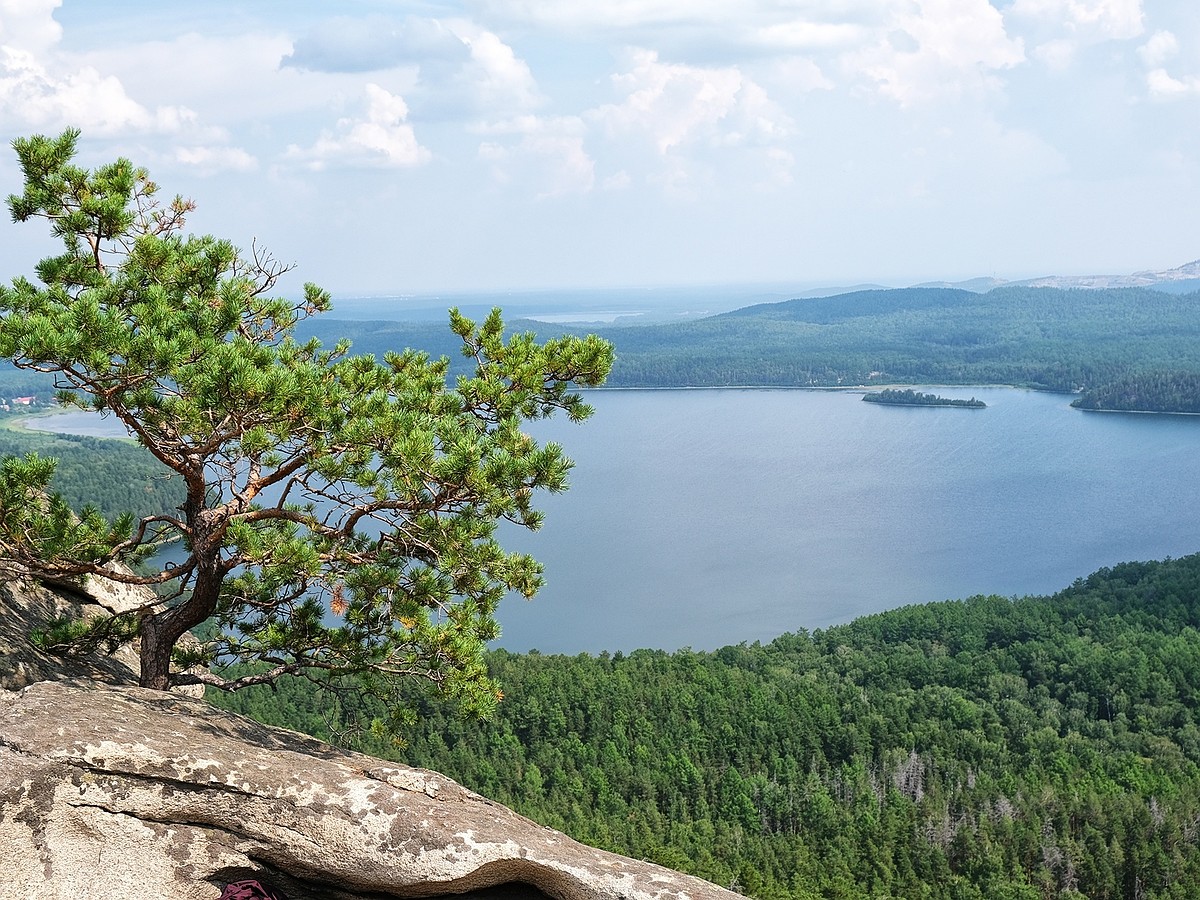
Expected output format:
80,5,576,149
0,129,612,718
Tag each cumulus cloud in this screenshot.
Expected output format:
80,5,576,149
0,45,158,134
1134,30,1198,100
0,0,256,171
842,0,1024,106
591,49,791,154
478,115,594,196
283,15,540,120
835,0,1022,106
0,0,156,134
1138,31,1179,68
0,0,62,51
285,83,431,169
1008,0,1144,41
471,49,794,196
454,24,541,113
1145,68,1200,100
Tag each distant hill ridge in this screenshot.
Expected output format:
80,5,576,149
911,258,1200,294
795,259,1200,298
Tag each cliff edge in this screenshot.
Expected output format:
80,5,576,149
0,574,739,900
0,680,740,900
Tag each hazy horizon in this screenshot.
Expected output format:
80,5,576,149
1,2,1197,297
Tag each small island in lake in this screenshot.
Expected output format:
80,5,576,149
862,388,986,408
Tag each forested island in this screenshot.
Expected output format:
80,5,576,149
213,554,1200,900
862,388,985,408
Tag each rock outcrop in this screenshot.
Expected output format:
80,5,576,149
0,566,146,691
0,564,205,698
0,677,739,900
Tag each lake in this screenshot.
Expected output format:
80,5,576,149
498,386,1200,653
24,387,1200,654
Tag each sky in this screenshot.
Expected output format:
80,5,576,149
0,0,1197,298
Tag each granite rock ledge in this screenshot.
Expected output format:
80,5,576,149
0,679,740,900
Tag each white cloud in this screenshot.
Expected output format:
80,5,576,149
1145,68,1200,99
0,45,157,134
285,83,431,170
454,23,542,113
1008,0,1144,41
283,16,541,121
0,3,247,146
591,49,791,154
1136,30,1198,101
0,0,62,52
1138,31,1179,68
0,0,151,134
174,145,258,175
843,0,1024,106
477,115,594,196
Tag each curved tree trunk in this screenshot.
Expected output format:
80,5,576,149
139,509,224,690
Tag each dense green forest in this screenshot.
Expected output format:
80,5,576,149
212,554,1200,899
8,284,1198,401
591,286,1200,392
5,285,1200,401
0,424,184,521
863,389,985,408
289,286,1200,403
1071,372,1200,414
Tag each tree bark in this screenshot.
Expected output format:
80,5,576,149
138,509,224,690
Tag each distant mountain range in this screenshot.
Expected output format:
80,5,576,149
794,259,1200,299
920,259,1200,294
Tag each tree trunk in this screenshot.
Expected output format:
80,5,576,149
138,612,174,690
138,548,223,690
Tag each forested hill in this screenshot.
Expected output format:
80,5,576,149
720,286,977,322
213,553,1200,899
589,285,1200,391
281,284,1200,397
3,284,1199,397
7,283,1200,403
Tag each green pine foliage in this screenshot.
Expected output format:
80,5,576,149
214,554,1200,899
0,130,612,707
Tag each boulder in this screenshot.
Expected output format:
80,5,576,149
0,680,741,900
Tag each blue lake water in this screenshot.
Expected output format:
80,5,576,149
25,387,1200,654
496,387,1200,653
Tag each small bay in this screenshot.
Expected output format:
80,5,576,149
24,386,1200,654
